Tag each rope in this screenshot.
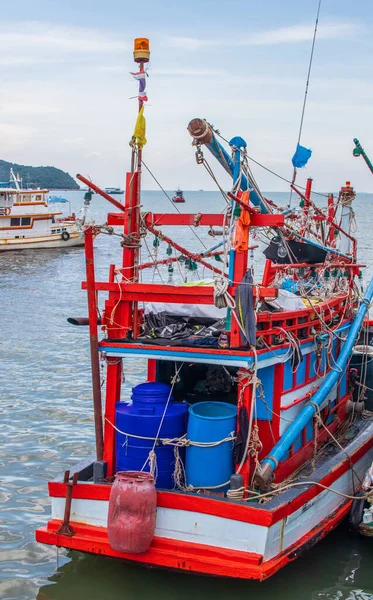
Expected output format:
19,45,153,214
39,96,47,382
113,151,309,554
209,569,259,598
105,418,236,447
213,277,235,309
140,158,208,249
230,480,372,503
214,129,329,198
296,0,322,149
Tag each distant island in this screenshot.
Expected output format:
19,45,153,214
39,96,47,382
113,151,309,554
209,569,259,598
0,159,79,190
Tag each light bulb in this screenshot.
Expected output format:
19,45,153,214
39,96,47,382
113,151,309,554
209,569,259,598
277,244,287,259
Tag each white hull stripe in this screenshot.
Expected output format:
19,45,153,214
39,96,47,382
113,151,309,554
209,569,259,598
51,452,372,559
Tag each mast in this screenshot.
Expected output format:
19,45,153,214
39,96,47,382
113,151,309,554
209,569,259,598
353,138,373,176
102,39,151,476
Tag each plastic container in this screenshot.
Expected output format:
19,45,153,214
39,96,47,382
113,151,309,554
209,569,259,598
108,471,156,553
115,382,188,489
350,345,373,410
363,508,373,524
186,401,237,491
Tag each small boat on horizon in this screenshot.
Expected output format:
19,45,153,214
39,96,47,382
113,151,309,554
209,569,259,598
172,188,185,203
105,187,124,195
48,195,69,203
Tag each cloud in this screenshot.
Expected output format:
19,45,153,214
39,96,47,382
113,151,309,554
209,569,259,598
0,22,129,69
163,22,360,50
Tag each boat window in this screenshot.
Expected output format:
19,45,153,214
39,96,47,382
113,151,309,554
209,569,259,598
10,218,20,226
36,195,42,202
21,217,31,226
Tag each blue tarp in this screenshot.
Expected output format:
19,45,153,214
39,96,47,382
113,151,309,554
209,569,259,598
292,144,312,168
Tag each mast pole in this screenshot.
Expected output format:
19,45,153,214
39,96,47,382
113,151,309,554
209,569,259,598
84,226,104,461
353,138,373,176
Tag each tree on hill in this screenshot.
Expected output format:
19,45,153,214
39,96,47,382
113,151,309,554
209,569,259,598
0,159,80,189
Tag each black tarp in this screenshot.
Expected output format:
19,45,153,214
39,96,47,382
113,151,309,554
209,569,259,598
263,239,327,264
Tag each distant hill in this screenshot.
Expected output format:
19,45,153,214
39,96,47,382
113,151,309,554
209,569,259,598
0,159,79,190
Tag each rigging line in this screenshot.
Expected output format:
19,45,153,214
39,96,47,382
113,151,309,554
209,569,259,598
141,158,208,249
214,130,328,198
296,0,322,148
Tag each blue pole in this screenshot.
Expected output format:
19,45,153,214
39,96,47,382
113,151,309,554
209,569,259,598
291,230,351,261
261,275,373,473
199,240,225,257
228,146,242,283
204,135,269,214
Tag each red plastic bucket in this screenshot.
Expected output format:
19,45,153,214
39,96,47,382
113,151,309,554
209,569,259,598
108,471,157,554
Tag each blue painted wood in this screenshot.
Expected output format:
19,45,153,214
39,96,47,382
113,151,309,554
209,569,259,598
283,361,294,391
261,275,373,472
296,357,307,386
255,365,275,420
204,134,269,213
305,420,314,443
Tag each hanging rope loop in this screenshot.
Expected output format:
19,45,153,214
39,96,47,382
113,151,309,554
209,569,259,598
213,277,236,309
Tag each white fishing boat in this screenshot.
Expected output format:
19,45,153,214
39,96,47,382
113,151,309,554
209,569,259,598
104,187,124,195
0,170,83,252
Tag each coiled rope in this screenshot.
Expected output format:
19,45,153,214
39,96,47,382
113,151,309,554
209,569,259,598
213,277,235,309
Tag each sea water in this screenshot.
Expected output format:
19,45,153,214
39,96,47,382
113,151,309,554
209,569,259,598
1,189,373,600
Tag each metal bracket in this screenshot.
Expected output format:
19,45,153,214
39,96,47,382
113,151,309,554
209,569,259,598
56,470,79,537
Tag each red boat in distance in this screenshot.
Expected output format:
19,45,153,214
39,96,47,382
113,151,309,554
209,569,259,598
172,188,185,203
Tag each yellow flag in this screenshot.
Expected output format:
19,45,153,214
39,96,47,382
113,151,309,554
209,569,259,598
133,105,147,148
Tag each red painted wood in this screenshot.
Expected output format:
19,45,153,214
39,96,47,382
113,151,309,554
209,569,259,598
48,482,272,526
147,359,157,381
84,227,104,461
35,500,352,580
83,282,278,304
36,520,264,579
103,359,122,476
76,174,125,211
107,212,285,228
235,369,253,488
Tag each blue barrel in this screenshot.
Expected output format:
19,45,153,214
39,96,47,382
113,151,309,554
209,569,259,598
186,401,237,490
115,382,188,489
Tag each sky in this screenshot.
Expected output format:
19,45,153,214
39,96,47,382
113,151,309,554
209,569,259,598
1,0,373,193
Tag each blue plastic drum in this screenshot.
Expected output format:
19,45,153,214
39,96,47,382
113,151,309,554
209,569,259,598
116,382,188,489
186,401,237,490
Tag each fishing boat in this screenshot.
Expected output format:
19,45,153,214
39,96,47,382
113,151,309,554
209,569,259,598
36,37,373,581
105,187,124,195
0,169,83,251
172,188,185,203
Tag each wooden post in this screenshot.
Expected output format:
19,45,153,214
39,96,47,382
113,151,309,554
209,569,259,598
84,226,104,461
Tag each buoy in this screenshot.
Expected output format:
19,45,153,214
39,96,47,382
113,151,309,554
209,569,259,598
107,471,156,554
